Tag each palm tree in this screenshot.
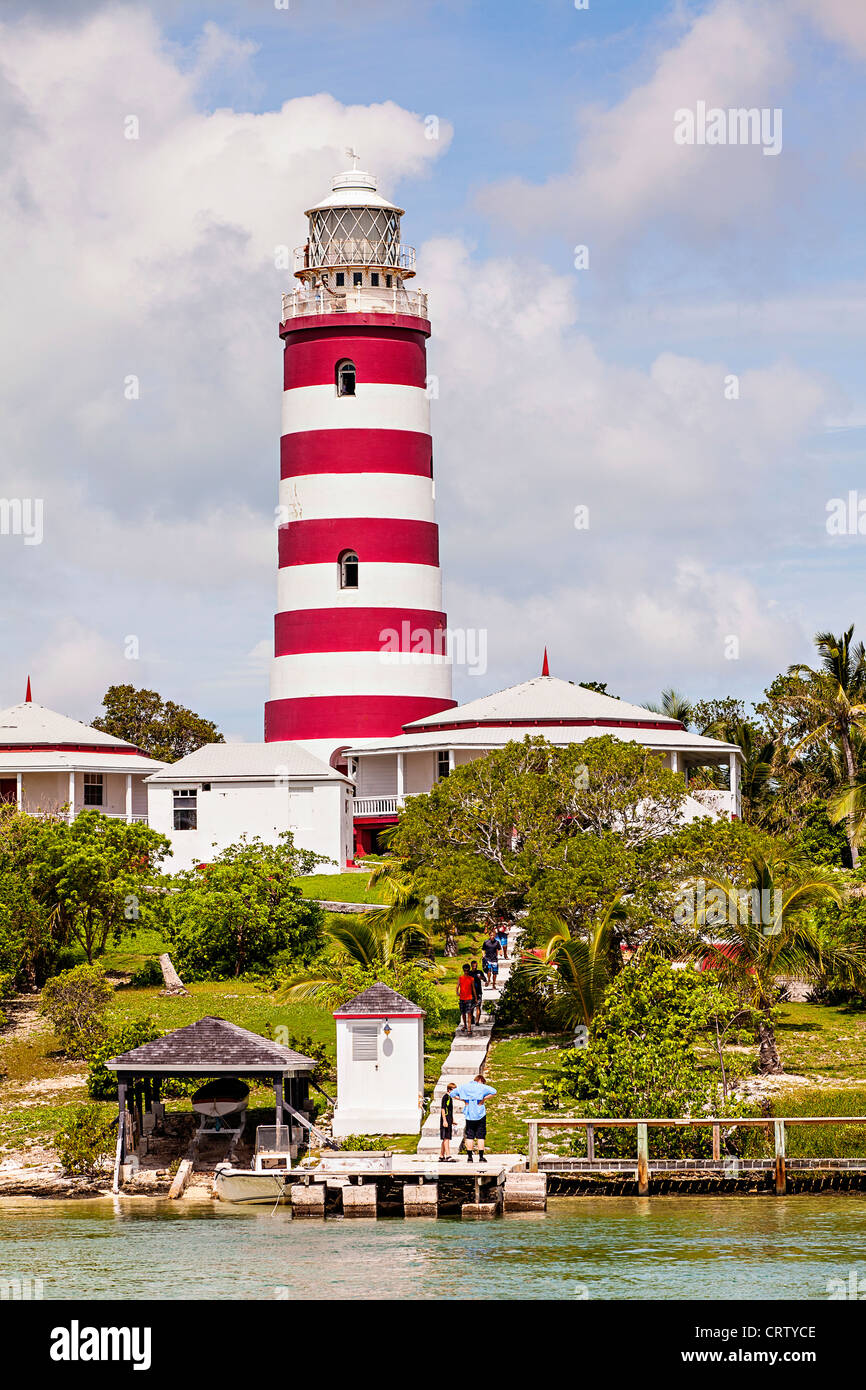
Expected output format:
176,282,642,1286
517,894,626,1032
679,852,855,1073
703,718,777,824
644,688,693,728
787,627,866,865
280,911,439,1009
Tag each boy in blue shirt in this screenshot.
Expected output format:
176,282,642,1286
453,1074,497,1163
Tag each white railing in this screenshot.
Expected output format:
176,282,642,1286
281,286,428,322
353,796,400,817
295,242,416,272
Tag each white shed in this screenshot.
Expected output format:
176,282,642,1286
332,982,425,1138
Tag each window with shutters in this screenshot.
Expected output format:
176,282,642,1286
351,1023,378,1061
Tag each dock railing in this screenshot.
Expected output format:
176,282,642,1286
526,1116,866,1194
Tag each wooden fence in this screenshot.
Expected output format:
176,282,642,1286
526,1116,866,1194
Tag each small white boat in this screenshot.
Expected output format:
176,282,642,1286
191,1078,249,1120
214,1124,296,1205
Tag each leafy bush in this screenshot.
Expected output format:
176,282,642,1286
161,835,325,980
543,958,751,1157
492,968,558,1032
86,1017,161,1099
337,1135,392,1151
55,1103,116,1175
40,964,113,1057
129,957,164,988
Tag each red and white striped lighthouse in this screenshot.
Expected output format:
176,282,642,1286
265,164,456,763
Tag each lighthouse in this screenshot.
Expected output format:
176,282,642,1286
265,163,456,765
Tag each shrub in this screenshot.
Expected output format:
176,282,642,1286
161,835,325,980
40,964,113,1057
337,1134,392,1151
492,968,558,1033
542,958,751,1157
129,957,164,988
55,1103,116,1175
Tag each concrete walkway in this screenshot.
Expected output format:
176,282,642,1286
417,924,519,1156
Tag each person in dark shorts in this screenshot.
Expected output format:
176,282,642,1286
453,1074,497,1163
469,959,485,1025
439,1082,457,1162
456,963,476,1035
481,931,500,987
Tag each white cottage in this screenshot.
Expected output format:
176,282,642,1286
146,741,354,874
0,692,163,822
332,982,425,1138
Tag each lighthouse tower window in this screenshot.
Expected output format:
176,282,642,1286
339,550,359,589
353,271,363,287
336,359,356,397
335,272,345,287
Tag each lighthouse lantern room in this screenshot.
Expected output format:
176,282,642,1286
266,162,456,765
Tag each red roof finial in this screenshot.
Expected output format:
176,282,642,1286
25,675,32,703
541,647,550,677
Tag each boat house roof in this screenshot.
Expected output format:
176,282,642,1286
107,1016,318,1076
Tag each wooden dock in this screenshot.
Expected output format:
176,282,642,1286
214,1153,547,1217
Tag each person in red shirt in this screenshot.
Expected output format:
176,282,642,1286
456,963,476,1035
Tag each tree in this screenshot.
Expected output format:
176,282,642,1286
783,627,866,866
280,912,443,1022
578,681,618,698
29,811,170,964
40,964,113,1057
55,1104,116,1176
161,834,325,979
644,688,693,728
517,894,625,1031
702,717,777,825
543,958,748,1156
678,850,859,1073
0,806,66,987
92,684,224,763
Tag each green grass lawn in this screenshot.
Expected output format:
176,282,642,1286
291,872,386,904
775,1001,866,1082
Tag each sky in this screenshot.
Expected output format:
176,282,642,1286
2,0,865,739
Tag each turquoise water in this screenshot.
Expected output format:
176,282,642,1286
1,1194,865,1300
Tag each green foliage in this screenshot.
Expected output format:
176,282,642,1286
285,958,443,1026
336,1134,393,1151
55,1103,116,1175
129,957,164,988
40,964,113,1057
492,967,558,1032
543,959,750,1156
86,1017,161,1099
27,809,170,965
160,834,326,980
92,684,224,763
392,735,687,931
0,806,67,987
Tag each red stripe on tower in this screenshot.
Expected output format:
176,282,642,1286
278,518,440,569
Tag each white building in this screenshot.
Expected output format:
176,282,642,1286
0,691,163,822
146,741,353,874
346,671,743,856
332,982,425,1137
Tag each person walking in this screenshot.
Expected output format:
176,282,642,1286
456,963,476,1035
469,958,485,1026
453,1074,497,1163
439,1082,457,1162
495,918,509,960
481,930,500,988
